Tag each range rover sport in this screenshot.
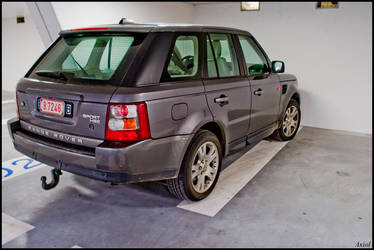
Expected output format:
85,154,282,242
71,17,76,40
8,22,301,200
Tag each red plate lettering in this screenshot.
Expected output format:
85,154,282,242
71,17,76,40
39,98,65,116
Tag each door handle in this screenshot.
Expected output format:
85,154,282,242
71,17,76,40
254,88,263,96
214,95,229,106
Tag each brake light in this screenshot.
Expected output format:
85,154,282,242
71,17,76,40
16,92,20,120
105,102,151,142
72,27,108,31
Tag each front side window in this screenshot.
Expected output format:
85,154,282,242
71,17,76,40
238,35,269,76
31,35,135,81
166,35,199,79
207,33,240,78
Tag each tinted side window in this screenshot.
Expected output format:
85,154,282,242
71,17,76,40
208,33,240,77
238,35,269,76
166,35,199,78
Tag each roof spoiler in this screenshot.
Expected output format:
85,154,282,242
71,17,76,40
119,18,136,24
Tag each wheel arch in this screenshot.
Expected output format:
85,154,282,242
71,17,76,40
173,120,227,180
279,89,301,123
291,92,301,105
199,121,227,156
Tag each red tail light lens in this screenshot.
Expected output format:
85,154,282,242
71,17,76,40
105,102,151,142
111,104,129,118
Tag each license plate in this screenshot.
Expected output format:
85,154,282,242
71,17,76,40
39,98,65,116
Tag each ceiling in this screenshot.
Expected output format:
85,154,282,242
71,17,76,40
2,2,29,19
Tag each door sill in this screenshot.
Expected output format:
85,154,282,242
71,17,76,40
246,122,278,145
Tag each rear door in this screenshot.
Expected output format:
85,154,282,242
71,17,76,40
17,33,143,140
237,35,281,134
203,32,251,144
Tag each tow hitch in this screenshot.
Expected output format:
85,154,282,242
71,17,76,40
41,169,63,190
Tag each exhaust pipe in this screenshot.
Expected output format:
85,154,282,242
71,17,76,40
41,169,62,190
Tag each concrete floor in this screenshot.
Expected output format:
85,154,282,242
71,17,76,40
2,90,372,248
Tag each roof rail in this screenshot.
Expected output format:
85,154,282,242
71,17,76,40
119,18,136,24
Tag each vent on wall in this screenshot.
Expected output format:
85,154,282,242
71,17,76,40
16,16,25,24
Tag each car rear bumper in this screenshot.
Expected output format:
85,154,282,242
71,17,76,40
8,118,190,183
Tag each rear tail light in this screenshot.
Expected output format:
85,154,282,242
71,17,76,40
16,92,20,120
105,102,151,142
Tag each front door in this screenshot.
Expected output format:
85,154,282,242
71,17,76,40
237,35,281,134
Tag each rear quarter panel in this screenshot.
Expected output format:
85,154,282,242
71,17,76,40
110,80,213,138
111,81,213,172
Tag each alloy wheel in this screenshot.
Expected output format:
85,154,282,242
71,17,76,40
282,105,299,137
191,141,219,193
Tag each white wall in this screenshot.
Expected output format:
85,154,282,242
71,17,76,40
52,2,195,30
2,8,46,92
194,2,372,134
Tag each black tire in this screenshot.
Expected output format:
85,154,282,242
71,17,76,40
167,130,222,201
272,99,301,141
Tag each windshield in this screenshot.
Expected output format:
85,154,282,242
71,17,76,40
30,34,136,81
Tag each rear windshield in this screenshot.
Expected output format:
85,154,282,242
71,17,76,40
29,34,142,83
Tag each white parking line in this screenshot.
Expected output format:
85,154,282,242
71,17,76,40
71,245,83,248
2,213,35,245
177,127,303,217
2,100,15,104
2,156,48,182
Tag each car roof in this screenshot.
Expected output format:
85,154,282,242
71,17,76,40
59,23,252,36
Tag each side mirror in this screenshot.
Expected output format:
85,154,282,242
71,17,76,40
272,61,285,73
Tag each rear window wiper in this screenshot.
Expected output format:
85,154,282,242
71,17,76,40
35,70,71,81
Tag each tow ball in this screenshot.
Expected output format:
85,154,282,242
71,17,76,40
41,169,63,190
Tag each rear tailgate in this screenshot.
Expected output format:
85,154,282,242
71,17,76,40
17,78,116,140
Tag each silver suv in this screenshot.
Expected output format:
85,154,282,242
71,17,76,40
8,22,301,200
